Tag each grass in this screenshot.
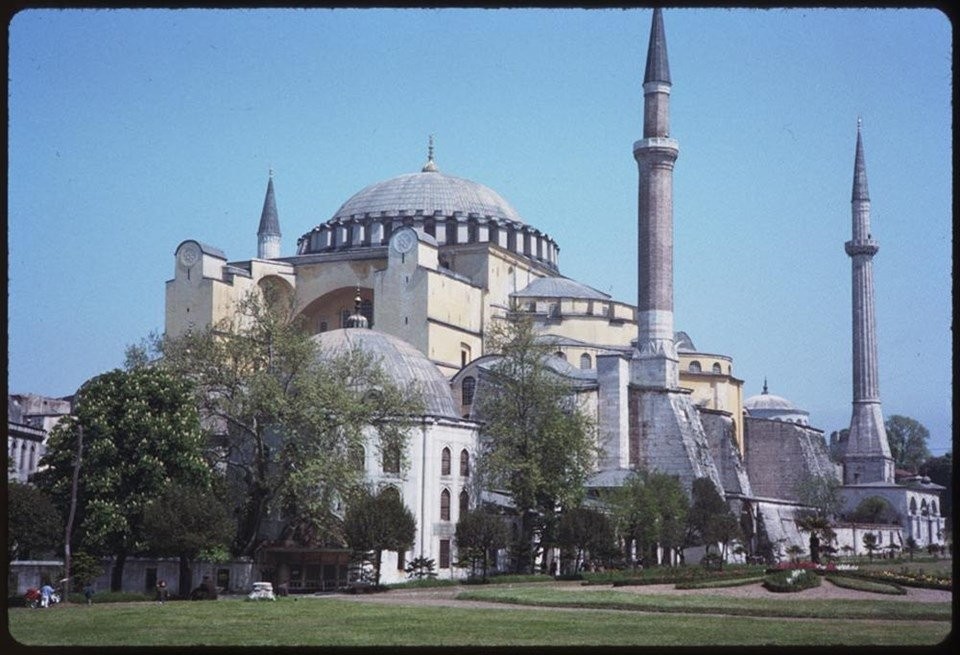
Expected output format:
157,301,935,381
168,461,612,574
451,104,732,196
675,576,764,589
7,595,950,647
826,575,906,595
454,587,951,621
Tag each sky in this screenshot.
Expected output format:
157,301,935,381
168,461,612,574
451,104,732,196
7,7,953,456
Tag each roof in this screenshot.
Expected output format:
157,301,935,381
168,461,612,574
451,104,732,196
312,328,458,418
329,169,524,225
511,276,610,300
644,8,671,85
257,174,281,237
744,392,801,412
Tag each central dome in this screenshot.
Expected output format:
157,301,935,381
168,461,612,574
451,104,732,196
330,170,524,224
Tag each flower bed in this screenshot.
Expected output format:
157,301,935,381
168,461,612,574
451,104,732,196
674,576,764,590
608,566,766,587
825,575,906,595
841,569,951,591
762,569,822,593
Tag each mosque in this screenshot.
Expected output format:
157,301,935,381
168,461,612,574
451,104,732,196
157,9,944,588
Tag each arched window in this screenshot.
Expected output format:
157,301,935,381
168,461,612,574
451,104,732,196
921,499,929,516
381,486,400,504
352,445,365,472
440,489,451,521
459,490,469,515
931,500,938,515
688,361,702,373
909,497,918,515
580,353,592,369
382,442,400,474
441,447,451,476
555,351,566,361
712,362,722,374
462,377,476,406
460,449,470,477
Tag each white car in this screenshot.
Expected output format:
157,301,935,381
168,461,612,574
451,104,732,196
247,581,276,601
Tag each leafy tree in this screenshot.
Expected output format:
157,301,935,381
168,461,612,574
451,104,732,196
795,515,835,564
67,551,104,592
861,532,879,560
343,487,416,587
607,471,688,567
404,556,437,580
473,316,598,573
34,367,210,591
849,496,898,524
686,478,741,568
885,415,931,473
159,290,423,556
557,507,615,573
903,536,919,561
455,509,509,582
142,481,234,597
8,482,62,561
794,473,843,519
785,544,804,563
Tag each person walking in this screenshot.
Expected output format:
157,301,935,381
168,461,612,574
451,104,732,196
83,583,95,605
156,579,168,604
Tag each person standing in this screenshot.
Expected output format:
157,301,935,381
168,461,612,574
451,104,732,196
83,583,95,605
156,579,168,604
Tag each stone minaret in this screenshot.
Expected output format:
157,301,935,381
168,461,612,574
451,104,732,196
627,9,723,494
842,119,894,484
257,170,281,259
633,7,681,389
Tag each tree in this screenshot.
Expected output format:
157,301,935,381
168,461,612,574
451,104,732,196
795,515,835,564
67,551,104,592
862,532,879,560
474,316,598,573
142,481,235,597
404,556,437,580
8,482,62,561
557,507,615,573
849,496,898,524
885,415,931,473
159,290,423,556
606,471,688,567
343,487,416,587
785,544,804,563
687,478,742,568
794,473,843,519
455,509,509,582
919,452,952,529
34,367,211,591
903,536,919,561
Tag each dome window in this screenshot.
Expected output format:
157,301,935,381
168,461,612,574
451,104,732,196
688,360,702,373
712,362,722,374
580,353,592,370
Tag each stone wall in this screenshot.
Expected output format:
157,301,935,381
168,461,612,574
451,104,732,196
700,409,752,496
744,417,840,501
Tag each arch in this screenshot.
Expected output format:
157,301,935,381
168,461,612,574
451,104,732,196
712,362,722,374
920,499,929,516
440,489,451,521
462,376,476,406
441,447,451,476
931,500,938,516
580,353,592,370
381,485,401,504
554,351,566,361
851,496,899,524
382,441,401,474
909,497,918,515
298,286,374,333
460,449,470,477
688,360,702,373
459,489,469,515
351,445,365,472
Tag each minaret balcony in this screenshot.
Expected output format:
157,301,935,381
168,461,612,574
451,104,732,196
633,137,679,158
845,239,879,257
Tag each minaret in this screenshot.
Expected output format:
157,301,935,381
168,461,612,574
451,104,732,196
257,170,281,259
626,9,723,494
633,7,681,389
842,119,894,484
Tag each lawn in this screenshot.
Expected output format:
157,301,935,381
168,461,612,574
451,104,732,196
7,594,951,647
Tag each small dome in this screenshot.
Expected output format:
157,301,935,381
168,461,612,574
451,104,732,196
330,170,524,225
744,383,810,425
312,328,458,418
744,393,799,412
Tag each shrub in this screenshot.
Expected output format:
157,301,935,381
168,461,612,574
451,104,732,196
762,569,822,593
825,575,906,595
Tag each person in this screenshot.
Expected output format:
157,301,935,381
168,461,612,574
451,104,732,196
83,583,95,605
40,583,55,608
156,579,168,604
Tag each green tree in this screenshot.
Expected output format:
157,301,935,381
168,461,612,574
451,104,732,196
849,496,898,524
607,471,688,567
159,290,423,557
885,415,931,473
34,367,210,591
919,452,952,529
474,316,597,573
142,481,234,597
455,509,509,581
903,536,919,560
794,473,843,519
557,506,615,573
862,532,879,560
687,478,742,568
404,556,437,580
7,482,62,561
343,487,416,587
785,544,804,563
67,551,104,592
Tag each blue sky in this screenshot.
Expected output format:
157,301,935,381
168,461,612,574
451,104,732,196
8,7,952,455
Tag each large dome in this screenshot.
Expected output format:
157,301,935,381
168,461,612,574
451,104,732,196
330,170,524,224
312,328,459,418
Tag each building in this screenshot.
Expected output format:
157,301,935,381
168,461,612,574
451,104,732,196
158,9,945,583
7,393,72,483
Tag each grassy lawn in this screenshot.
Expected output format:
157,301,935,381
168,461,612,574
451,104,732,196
7,595,950,647
455,586,951,621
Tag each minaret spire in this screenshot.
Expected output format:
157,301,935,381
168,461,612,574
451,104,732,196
633,6,680,388
257,170,281,259
842,118,893,484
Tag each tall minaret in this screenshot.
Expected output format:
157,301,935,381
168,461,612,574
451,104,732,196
633,7,681,389
257,170,281,259
842,119,894,484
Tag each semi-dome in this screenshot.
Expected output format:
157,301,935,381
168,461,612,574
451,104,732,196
331,170,524,225
512,276,610,300
312,328,459,418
